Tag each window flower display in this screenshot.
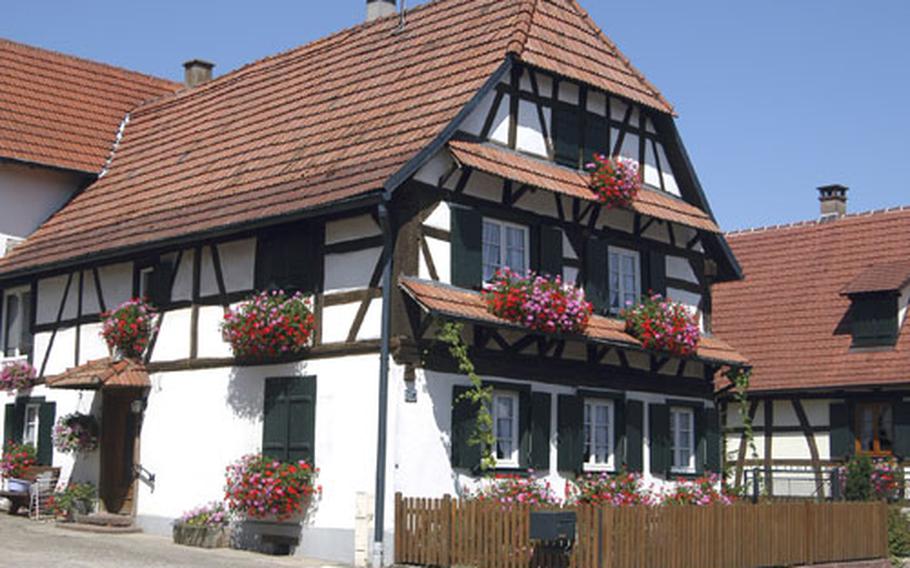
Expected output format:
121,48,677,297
100,298,156,360
224,454,320,522
483,269,593,335
568,470,656,506
622,293,700,357
52,413,99,454
0,360,37,392
465,474,559,508
662,474,736,506
221,291,316,360
587,155,641,209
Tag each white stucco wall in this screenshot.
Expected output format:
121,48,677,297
0,162,83,240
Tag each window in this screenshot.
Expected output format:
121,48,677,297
492,391,520,468
2,289,32,359
22,403,40,447
670,407,695,474
583,399,614,471
851,295,898,348
608,247,641,313
855,402,894,456
139,266,155,300
553,104,581,168
482,219,528,282
256,225,320,294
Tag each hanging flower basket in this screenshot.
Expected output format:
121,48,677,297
0,360,37,392
586,154,641,208
221,291,316,360
621,293,700,357
100,298,156,360
1,441,37,479
52,413,99,454
224,454,320,522
483,269,593,335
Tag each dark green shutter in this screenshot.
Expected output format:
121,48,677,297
530,392,551,471
649,404,671,476
644,251,667,297
553,105,581,168
537,226,563,279
263,377,316,464
557,395,583,473
704,407,721,474
4,403,15,447
451,385,481,470
893,402,910,459
583,114,609,164
519,390,532,469
694,406,706,475
829,402,853,461
450,208,483,289
584,238,608,315
613,398,626,469
150,258,175,307
256,226,321,294
851,296,898,347
625,400,644,473
37,402,55,466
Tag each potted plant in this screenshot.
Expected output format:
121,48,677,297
50,482,96,521
621,293,700,357
1,441,37,493
52,413,99,454
483,269,593,335
568,470,655,506
100,298,156,360
465,474,559,508
173,502,231,548
221,291,316,360
0,360,38,393
586,154,641,209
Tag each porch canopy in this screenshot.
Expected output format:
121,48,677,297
400,277,747,367
46,358,150,390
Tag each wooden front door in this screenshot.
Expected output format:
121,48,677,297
100,390,141,515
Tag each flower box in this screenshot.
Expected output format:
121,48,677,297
221,291,316,360
587,155,641,209
622,294,700,357
173,524,232,549
483,270,592,335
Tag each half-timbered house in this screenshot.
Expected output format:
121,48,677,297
0,1,747,564
714,188,910,498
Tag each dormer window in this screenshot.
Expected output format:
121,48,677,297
850,294,898,348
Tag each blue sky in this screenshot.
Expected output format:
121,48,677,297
4,1,908,230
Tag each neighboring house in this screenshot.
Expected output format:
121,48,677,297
0,38,179,372
0,0,747,565
714,187,910,498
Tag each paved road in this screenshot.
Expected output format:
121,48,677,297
0,514,348,568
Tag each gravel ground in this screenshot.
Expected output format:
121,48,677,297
0,514,349,568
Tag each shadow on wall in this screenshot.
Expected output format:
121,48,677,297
68,393,102,487
424,371,463,496
226,366,266,421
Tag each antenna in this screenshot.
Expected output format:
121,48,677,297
398,0,407,29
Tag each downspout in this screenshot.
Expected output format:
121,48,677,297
372,192,393,568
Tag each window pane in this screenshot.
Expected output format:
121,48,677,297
482,222,502,281
859,406,875,452
495,395,515,461
505,227,526,273
19,292,32,357
879,405,894,452
23,406,38,446
4,294,20,356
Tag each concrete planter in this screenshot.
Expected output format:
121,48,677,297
172,524,231,549
231,517,302,556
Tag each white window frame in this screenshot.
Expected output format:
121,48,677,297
491,391,520,468
583,398,615,472
138,266,155,300
670,406,696,474
482,218,530,282
1,287,32,361
608,246,641,313
22,403,40,447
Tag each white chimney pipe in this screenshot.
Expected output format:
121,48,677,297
367,0,397,22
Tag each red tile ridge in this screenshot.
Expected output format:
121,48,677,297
726,205,910,238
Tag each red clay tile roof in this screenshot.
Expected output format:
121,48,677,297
0,38,180,174
841,261,910,296
46,357,150,390
713,207,910,393
448,140,720,233
401,276,747,366
0,0,673,278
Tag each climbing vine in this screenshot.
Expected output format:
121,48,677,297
437,322,496,473
729,367,758,460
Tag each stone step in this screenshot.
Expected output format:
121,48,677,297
73,513,135,528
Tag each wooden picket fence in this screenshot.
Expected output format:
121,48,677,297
394,493,888,568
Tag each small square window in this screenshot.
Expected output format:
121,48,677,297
482,219,529,282
491,391,520,468
670,407,695,474
583,399,615,471
608,247,641,313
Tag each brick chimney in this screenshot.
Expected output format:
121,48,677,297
367,0,397,21
183,60,215,88
818,184,848,220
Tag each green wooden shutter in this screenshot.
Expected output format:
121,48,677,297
694,406,706,475
584,238,609,315
553,105,581,168
530,392,551,471
263,379,290,461
625,400,644,473
37,402,55,466
557,395,583,473
263,377,316,464
4,403,15,446
829,402,853,461
256,226,321,294
644,251,667,297
450,208,483,289
613,398,626,469
583,115,609,164
451,385,481,470
893,402,910,460
649,404,671,476
851,296,898,347
537,226,563,279
704,407,721,474
519,390,532,469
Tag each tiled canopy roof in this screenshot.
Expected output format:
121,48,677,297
46,358,151,390
401,277,747,367
448,140,720,233
0,38,179,174
0,0,673,278
841,261,910,296
713,208,910,393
